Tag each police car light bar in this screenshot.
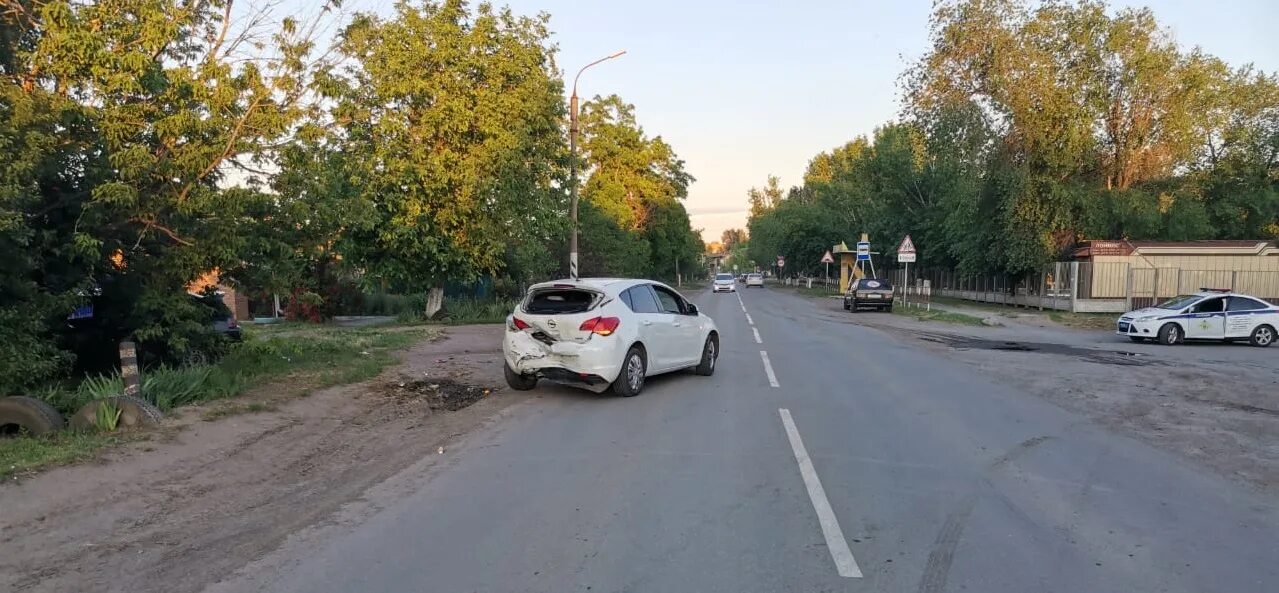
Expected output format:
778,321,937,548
1200,287,1232,293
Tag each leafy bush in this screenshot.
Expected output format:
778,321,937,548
0,308,70,396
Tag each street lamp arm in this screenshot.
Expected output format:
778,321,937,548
571,50,626,97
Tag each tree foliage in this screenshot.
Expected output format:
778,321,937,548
323,0,567,296
749,0,1278,277
1,0,334,390
0,0,704,392
573,94,701,279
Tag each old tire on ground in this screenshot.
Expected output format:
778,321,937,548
694,333,718,376
612,345,647,397
503,362,538,390
1249,324,1275,348
0,396,65,437
1157,323,1182,346
69,395,163,432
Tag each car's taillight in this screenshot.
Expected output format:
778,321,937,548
579,316,620,336
508,316,530,331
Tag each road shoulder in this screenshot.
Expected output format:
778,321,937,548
0,325,517,593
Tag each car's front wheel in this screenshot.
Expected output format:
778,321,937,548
1249,324,1275,348
503,362,537,390
694,334,718,376
1157,323,1182,345
613,346,647,397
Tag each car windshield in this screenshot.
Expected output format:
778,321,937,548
715,274,734,281
1156,295,1201,310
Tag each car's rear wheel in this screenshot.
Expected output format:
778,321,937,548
842,300,850,310
694,334,718,376
613,346,647,397
1157,323,1182,345
1249,324,1275,348
503,362,537,391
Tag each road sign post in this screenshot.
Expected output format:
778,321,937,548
820,250,834,286
896,235,917,308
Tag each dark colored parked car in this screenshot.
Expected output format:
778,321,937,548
193,292,242,341
844,278,894,312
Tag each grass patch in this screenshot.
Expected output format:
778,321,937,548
2,323,437,477
892,306,986,326
0,432,129,479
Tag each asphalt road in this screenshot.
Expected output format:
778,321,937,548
208,285,1279,593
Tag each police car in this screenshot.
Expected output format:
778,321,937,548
1116,288,1278,347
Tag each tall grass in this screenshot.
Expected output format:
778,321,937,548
397,296,515,324
31,325,434,415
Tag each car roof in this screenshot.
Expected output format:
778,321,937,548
528,278,663,296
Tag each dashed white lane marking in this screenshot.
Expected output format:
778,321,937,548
752,327,762,344
778,408,863,578
759,350,779,387
745,313,754,325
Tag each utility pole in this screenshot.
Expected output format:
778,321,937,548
569,50,626,281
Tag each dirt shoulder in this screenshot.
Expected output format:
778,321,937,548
823,298,1279,494
0,324,518,593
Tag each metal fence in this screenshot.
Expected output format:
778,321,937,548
895,262,1279,313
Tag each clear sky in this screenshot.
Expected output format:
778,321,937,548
305,0,1279,243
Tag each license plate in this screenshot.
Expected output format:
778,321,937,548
867,294,880,299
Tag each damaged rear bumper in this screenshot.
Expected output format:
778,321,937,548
503,331,625,392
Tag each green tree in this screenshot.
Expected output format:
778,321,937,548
1,0,333,388
720,228,747,251
577,93,697,278
746,175,785,219
326,0,567,316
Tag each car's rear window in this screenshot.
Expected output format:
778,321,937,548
858,279,892,290
524,289,598,314
748,274,761,279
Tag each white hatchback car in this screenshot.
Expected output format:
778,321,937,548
1117,289,1279,347
744,273,764,287
503,279,719,396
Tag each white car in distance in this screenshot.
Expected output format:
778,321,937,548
503,279,720,397
1117,288,1278,346
712,273,736,293
744,273,764,288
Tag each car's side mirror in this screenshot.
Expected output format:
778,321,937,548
685,303,699,316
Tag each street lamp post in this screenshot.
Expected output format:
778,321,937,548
569,50,625,281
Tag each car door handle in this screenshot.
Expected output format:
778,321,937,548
672,321,682,327
642,320,653,326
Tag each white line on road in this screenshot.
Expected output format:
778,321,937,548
752,327,762,344
745,313,754,325
759,350,779,387
778,408,863,578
